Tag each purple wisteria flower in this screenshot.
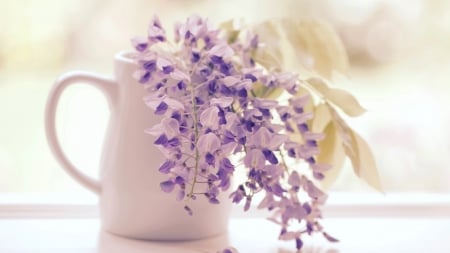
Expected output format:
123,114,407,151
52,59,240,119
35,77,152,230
132,15,338,251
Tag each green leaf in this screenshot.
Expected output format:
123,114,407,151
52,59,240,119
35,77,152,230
316,121,346,190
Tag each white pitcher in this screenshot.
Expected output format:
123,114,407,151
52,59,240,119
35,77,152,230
45,51,231,240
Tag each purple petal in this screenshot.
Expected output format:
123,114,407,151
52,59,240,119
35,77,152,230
219,84,233,96
145,123,164,136
288,171,301,187
230,185,246,204
148,16,166,42
142,60,156,72
304,132,325,141
205,153,215,166
211,97,234,107
176,189,185,201
197,133,221,154
253,98,278,109
323,232,339,242
209,43,234,58
210,55,223,64
184,205,193,216
170,69,191,82
155,101,168,115
177,81,186,90
292,112,314,125
244,73,257,82
267,134,287,150
200,106,220,130
154,134,168,145
295,238,303,250
297,123,309,133
221,142,237,154
237,89,248,98
191,51,200,63
139,71,151,84
219,247,238,253
161,118,180,139
166,138,180,148
244,196,252,211
219,63,232,75
305,180,325,199
163,65,174,74
257,193,274,209
220,158,234,172
222,76,240,87
131,36,148,52
262,149,278,164
158,160,175,174
248,127,271,147
289,95,309,112
208,80,218,94
313,172,325,180
209,197,220,204
271,183,285,197
244,149,266,169
163,97,184,111
160,180,175,193
303,202,312,214
222,131,235,144
174,176,184,184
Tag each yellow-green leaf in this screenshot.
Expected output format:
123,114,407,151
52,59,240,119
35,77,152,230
306,77,366,117
348,130,383,191
280,18,349,79
219,19,240,43
328,106,383,192
252,20,284,70
264,87,284,100
316,122,346,189
311,103,332,133
305,77,330,96
325,88,366,117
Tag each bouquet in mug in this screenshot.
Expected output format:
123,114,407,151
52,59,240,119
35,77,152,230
131,15,381,251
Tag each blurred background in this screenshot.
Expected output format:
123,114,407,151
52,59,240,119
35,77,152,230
0,0,449,196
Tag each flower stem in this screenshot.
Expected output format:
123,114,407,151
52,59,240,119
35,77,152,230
187,82,200,201
278,150,290,174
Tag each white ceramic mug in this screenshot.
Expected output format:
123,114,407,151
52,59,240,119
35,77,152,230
45,51,231,240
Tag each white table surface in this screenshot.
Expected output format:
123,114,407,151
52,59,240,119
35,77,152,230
1,217,449,253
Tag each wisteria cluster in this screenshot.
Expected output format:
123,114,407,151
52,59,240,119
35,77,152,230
132,15,338,250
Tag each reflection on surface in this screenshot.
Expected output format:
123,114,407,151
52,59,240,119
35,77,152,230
278,246,339,253
98,230,229,253
97,229,340,253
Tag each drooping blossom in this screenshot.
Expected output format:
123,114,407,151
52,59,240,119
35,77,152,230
132,15,337,251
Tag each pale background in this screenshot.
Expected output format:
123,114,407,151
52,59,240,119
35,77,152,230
1,0,449,196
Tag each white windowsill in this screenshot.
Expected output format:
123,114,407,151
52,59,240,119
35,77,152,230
1,192,449,218
1,193,450,252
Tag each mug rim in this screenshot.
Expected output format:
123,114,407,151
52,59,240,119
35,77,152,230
115,50,136,64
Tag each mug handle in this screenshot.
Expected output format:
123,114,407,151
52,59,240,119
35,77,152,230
45,71,117,194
